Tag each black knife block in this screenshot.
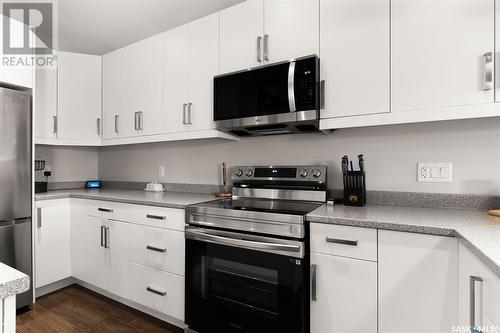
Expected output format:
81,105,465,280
343,171,366,207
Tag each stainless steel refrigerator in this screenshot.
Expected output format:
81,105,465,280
0,87,33,308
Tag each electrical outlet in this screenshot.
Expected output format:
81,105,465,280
158,165,165,178
418,163,452,183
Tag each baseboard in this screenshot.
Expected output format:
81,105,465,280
35,277,76,297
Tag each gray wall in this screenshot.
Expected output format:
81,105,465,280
98,117,500,195
35,145,99,182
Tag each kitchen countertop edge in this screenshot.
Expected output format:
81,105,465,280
0,263,30,299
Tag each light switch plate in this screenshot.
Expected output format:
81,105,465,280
417,162,452,183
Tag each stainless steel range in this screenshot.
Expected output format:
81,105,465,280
184,165,327,333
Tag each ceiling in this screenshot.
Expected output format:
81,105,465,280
57,0,243,55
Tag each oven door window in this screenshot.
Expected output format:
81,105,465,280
185,239,306,333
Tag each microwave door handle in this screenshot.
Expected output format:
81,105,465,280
288,61,296,112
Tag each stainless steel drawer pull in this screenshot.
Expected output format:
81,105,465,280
146,214,166,220
100,226,105,247
104,227,110,248
147,286,166,296
98,208,113,213
484,52,493,91
146,245,167,253
326,237,358,246
311,264,318,301
37,207,42,228
470,275,484,333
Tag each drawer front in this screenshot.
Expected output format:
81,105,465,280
131,206,185,231
131,224,184,276
88,201,132,221
310,223,377,262
130,263,184,321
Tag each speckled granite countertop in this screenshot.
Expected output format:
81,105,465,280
307,204,500,278
0,263,29,299
35,189,218,209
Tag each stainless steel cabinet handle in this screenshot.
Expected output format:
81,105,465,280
100,225,105,247
470,275,484,333
37,207,42,228
138,111,143,130
98,208,113,213
288,61,296,112
114,115,119,133
326,237,358,246
182,103,188,125
146,214,166,220
146,245,167,253
320,80,325,109
146,286,166,296
187,103,192,124
311,264,318,301
263,34,269,61
53,115,58,134
97,118,101,135
484,52,493,91
257,36,262,63
104,227,109,248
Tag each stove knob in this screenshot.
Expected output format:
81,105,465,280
235,169,243,177
245,169,253,177
299,169,308,177
312,169,322,178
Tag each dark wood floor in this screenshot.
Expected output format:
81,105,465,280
16,285,183,333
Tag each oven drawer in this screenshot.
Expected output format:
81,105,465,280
131,206,184,231
131,224,184,276
310,223,377,262
88,201,132,221
130,263,184,321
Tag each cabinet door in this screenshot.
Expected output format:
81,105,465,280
34,64,58,140
220,0,264,73
35,200,71,288
264,0,319,64
320,0,389,118
458,242,500,332
164,25,190,133
187,13,219,131
57,52,101,142
70,202,106,290
378,230,458,333
104,219,131,299
102,49,124,139
496,0,500,102
392,0,494,112
310,253,377,333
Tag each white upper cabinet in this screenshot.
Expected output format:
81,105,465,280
220,0,319,73
34,61,58,140
392,0,495,112
320,0,389,119
102,49,124,140
57,52,101,143
164,13,219,133
220,0,264,73
263,0,319,64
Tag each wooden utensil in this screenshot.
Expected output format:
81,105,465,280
488,210,500,217
215,162,231,198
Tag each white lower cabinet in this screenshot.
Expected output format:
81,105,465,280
310,253,377,333
103,219,131,299
35,199,71,288
130,263,184,321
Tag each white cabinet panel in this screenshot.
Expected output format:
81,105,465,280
392,0,494,112
310,253,377,333
496,0,500,102
34,64,57,140
35,199,71,288
320,0,389,118
264,0,319,64
103,49,125,139
130,206,184,231
104,219,131,299
220,0,264,73
57,52,101,142
378,230,458,333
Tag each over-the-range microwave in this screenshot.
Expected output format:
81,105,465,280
214,55,320,136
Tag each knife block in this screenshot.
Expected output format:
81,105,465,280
343,171,366,207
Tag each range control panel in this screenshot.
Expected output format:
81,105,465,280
231,165,327,183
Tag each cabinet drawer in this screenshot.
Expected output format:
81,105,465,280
310,223,377,262
88,201,131,221
131,206,185,231
131,224,184,276
130,263,184,321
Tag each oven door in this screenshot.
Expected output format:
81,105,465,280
185,227,307,333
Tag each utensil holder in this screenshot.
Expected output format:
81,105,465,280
343,171,366,206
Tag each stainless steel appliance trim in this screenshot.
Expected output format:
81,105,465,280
311,264,317,301
185,226,304,258
257,36,262,63
263,34,269,61
188,102,193,124
100,225,105,247
484,52,493,91
183,103,188,125
98,208,113,213
232,188,326,203
114,115,119,133
146,245,167,253
232,165,327,181
188,212,304,239
53,115,58,134
146,214,166,220
326,237,358,247
215,110,318,131
147,286,166,296
288,61,296,112
470,275,484,333
97,118,101,135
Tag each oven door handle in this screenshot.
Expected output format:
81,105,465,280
186,229,301,254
